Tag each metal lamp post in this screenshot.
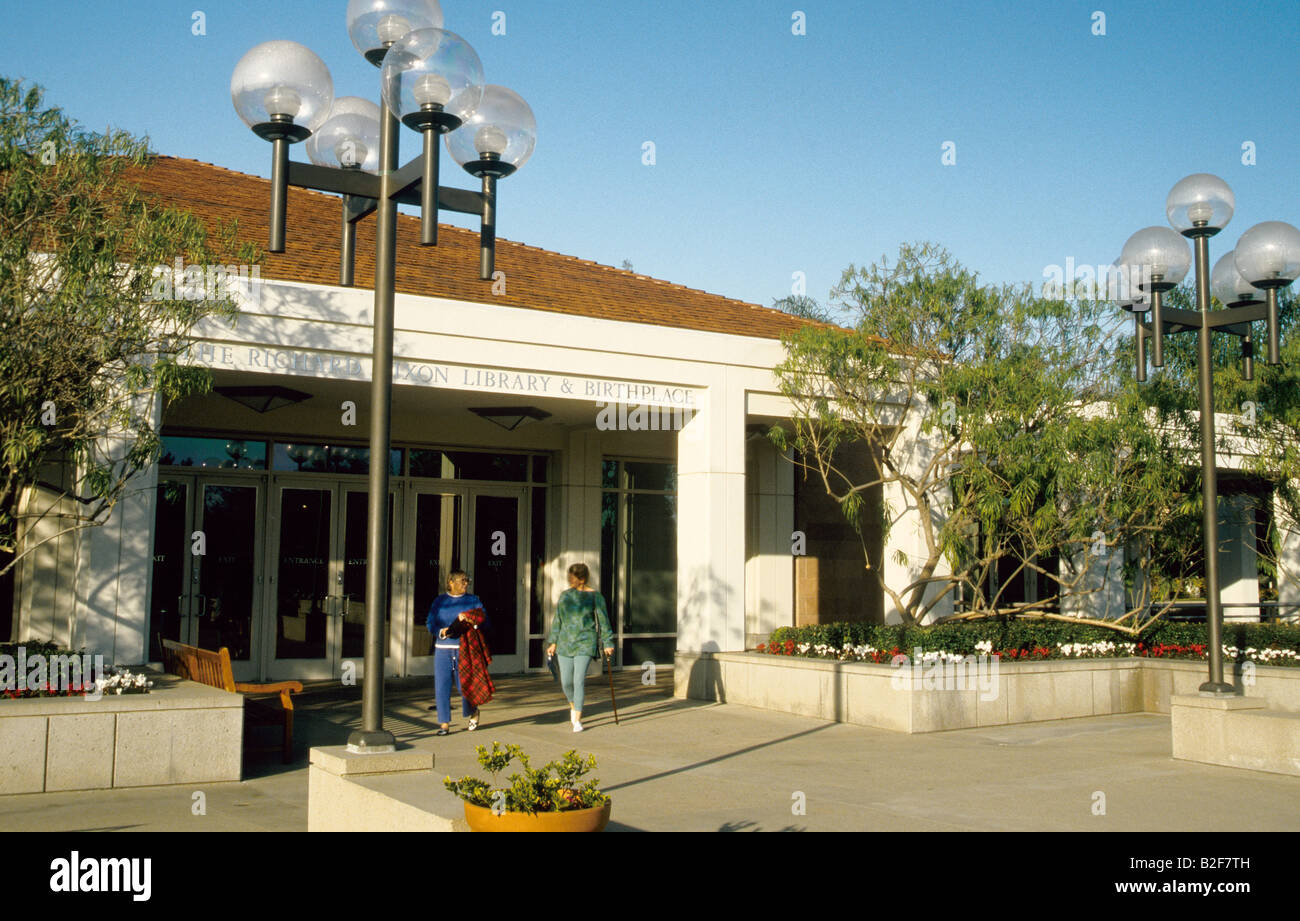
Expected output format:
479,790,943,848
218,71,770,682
1120,174,1300,695
230,0,537,751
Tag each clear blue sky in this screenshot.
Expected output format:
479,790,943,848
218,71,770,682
2,0,1297,311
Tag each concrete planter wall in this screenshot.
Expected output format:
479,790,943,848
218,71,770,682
675,651,1300,734
0,674,243,794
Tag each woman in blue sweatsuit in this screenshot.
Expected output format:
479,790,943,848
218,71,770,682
426,570,486,735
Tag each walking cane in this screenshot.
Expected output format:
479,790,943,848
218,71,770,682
595,615,620,725
603,647,620,725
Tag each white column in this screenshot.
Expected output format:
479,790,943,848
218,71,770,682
676,381,746,653
73,444,158,665
13,460,80,647
556,429,604,602
1060,545,1126,620
1218,494,1260,621
68,392,163,665
744,435,793,648
881,403,952,624
1277,488,1300,620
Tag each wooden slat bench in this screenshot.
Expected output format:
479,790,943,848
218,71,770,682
160,638,304,764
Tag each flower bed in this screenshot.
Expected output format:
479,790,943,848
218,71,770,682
0,641,154,700
760,621,1300,667
1,667,154,701
676,649,1300,734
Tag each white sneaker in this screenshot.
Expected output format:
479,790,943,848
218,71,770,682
572,719,584,732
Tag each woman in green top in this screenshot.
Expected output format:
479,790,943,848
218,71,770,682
546,562,614,732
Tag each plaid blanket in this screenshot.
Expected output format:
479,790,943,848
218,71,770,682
454,608,495,709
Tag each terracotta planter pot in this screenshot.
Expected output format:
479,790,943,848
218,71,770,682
462,799,611,832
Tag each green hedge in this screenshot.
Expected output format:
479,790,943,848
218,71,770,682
766,619,1300,657
0,640,81,658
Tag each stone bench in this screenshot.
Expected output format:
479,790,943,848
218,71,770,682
1171,695,1300,777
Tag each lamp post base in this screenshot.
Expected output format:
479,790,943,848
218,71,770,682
1197,681,1237,697
346,729,398,754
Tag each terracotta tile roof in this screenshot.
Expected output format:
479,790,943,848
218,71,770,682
127,156,818,341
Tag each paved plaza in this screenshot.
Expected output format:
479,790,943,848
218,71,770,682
3,669,1298,832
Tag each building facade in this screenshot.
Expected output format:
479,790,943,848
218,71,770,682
11,157,935,681
9,159,1293,681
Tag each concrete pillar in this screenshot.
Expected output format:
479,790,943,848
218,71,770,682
1218,494,1260,622
676,383,746,653
881,405,952,624
1274,489,1299,621
556,428,603,601
1060,545,1127,620
68,393,163,665
13,460,80,647
744,435,793,648
72,441,158,665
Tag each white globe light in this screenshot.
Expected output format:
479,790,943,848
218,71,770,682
1235,221,1300,287
306,96,382,172
381,28,484,123
231,40,334,133
445,84,537,175
1210,250,1263,306
347,0,443,63
1119,226,1191,288
1166,173,1234,234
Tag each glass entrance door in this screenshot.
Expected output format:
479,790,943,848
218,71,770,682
148,479,193,662
270,484,333,677
403,489,465,675
399,487,525,675
470,490,525,673
147,477,263,681
269,480,398,680
195,481,262,679
338,488,397,678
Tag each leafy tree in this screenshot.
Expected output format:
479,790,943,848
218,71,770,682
0,78,257,576
772,293,838,325
771,243,1191,632
1111,278,1300,611
1164,285,1300,609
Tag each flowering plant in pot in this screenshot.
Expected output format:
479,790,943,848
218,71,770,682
444,742,611,832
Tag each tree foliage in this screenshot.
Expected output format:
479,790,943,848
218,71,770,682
0,78,258,574
1133,281,1300,606
772,243,1192,632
